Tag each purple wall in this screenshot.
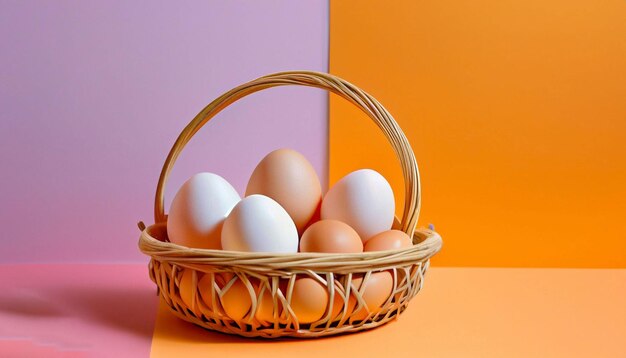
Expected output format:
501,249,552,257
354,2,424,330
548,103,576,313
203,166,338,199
0,1,329,263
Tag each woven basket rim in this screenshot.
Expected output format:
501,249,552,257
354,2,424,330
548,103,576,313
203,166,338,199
138,222,442,271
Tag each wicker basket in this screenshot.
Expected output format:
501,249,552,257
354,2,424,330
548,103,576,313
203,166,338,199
138,71,442,338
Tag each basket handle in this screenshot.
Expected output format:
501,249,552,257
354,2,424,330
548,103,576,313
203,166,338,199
154,71,422,237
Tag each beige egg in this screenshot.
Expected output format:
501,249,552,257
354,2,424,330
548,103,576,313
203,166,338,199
246,148,322,234
364,230,413,252
348,271,394,321
300,220,363,253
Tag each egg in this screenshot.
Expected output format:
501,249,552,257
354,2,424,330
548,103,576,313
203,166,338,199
254,284,277,323
300,220,363,253
256,282,293,325
348,271,394,321
197,272,227,314
302,200,322,233
167,172,240,249
364,230,413,251
221,195,299,253
219,274,253,321
256,279,292,325
330,285,356,321
246,149,322,234
289,277,329,324
178,269,203,315
321,169,395,243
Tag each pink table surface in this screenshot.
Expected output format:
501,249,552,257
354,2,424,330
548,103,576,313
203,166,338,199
0,264,157,357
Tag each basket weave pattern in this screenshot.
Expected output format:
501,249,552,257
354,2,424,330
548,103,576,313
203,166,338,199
138,71,442,338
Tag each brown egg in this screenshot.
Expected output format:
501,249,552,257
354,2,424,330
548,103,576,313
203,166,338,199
246,149,322,234
263,278,289,324
301,199,322,233
348,271,394,321
254,285,274,323
254,279,290,324
364,230,413,252
330,286,356,321
300,220,363,253
290,277,329,324
178,269,202,315
219,274,254,321
197,272,228,314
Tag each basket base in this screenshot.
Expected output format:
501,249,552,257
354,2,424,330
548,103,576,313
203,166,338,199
165,301,408,339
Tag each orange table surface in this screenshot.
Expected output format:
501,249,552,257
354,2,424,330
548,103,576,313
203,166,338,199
150,267,626,357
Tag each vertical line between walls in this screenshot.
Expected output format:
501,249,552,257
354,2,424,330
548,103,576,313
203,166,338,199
324,0,331,191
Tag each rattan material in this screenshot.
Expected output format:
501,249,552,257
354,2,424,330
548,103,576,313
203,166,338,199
138,71,442,338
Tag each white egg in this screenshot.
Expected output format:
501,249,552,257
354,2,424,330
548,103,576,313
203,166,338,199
167,173,240,249
221,194,298,253
321,169,395,243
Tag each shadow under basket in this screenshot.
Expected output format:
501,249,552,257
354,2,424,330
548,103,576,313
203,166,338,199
138,71,443,338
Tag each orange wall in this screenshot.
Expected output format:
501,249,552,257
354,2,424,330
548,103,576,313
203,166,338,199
329,0,626,267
